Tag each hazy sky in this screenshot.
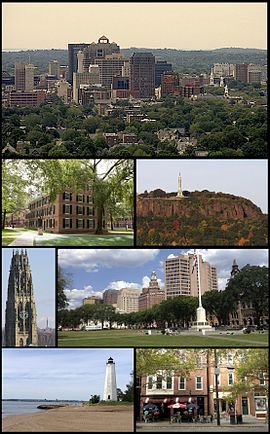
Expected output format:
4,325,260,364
137,159,268,213
58,248,268,306
2,2,267,50
2,348,133,400
2,248,55,329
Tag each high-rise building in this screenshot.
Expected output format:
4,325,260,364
117,287,141,313
68,43,91,84
155,60,173,86
15,63,35,92
164,252,218,299
82,36,120,72
95,53,126,89
138,271,165,311
48,60,60,78
130,52,155,99
103,289,119,306
235,64,248,83
5,250,38,347
103,357,117,401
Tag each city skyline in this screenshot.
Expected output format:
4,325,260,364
2,248,55,329
58,248,268,308
137,160,268,213
2,349,133,400
2,2,267,50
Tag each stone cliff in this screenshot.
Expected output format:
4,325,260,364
136,191,263,220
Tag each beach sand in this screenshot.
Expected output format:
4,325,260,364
2,404,134,432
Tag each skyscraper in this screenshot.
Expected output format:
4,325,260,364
164,252,218,299
82,36,120,72
48,60,60,78
129,52,155,99
15,63,35,92
68,43,90,84
5,250,38,347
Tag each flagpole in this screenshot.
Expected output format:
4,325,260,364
196,250,202,308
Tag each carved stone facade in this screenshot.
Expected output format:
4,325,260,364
5,250,38,347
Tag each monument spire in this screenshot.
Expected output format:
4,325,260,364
177,172,183,198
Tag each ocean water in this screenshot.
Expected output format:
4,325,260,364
2,401,77,417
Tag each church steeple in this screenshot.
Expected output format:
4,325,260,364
5,249,38,347
231,259,240,278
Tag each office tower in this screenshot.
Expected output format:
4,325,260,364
68,43,90,83
95,53,126,89
15,63,35,91
155,60,172,86
235,64,248,83
82,36,120,71
48,60,60,78
138,271,165,311
130,52,155,98
5,250,38,347
117,288,141,313
164,252,218,299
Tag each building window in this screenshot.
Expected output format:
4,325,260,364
179,377,186,390
63,192,72,200
77,194,83,202
63,218,70,229
156,375,162,389
227,353,234,366
228,372,234,385
77,205,83,215
196,355,203,368
195,376,203,390
147,376,153,390
76,219,84,229
259,372,265,386
63,204,72,214
166,376,172,389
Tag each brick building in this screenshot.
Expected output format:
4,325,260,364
139,350,268,420
26,189,106,233
138,271,165,311
103,289,119,306
8,90,46,107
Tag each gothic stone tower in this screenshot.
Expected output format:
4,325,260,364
5,250,38,347
103,357,117,401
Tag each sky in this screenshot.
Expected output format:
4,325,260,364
2,348,133,400
2,248,55,329
2,2,267,50
137,159,268,213
58,248,268,308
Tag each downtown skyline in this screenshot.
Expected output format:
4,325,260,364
58,248,268,309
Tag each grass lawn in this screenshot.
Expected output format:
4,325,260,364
34,234,134,246
58,329,268,347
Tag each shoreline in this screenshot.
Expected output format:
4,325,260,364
2,404,134,432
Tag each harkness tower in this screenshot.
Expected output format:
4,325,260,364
5,249,38,347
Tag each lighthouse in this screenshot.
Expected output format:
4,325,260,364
177,173,184,198
103,357,117,401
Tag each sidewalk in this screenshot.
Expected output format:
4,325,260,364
9,232,34,246
136,416,268,432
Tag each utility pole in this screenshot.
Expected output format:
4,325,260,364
214,349,221,426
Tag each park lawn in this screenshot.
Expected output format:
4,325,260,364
34,234,134,246
58,330,268,347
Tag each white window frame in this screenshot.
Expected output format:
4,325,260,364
195,376,203,390
228,372,234,385
179,376,186,390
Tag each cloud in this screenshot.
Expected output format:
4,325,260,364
65,285,103,309
167,253,177,259
58,249,160,272
103,280,141,292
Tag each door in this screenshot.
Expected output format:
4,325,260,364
242,397,249,415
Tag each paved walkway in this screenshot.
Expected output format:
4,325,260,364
9,232,34,246
137,415,268,432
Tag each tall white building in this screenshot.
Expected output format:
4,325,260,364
103,357,117,401
117,287,141,313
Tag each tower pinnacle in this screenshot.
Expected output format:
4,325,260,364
177,173,183,198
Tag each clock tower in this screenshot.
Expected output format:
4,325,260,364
5,249,38,347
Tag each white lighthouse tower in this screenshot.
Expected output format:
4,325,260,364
103,357,117,401
177,173,184,198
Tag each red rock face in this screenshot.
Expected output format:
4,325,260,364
136,195,263,220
